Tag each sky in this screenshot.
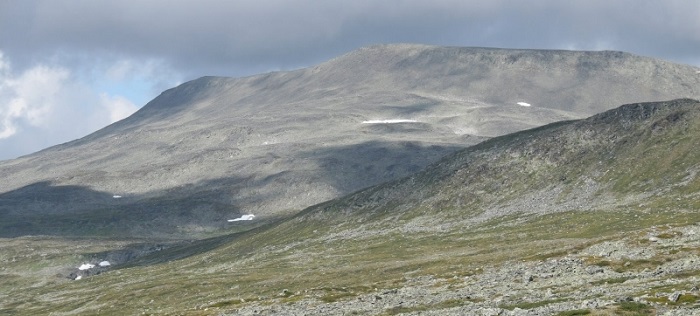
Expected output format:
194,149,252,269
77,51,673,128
1,0,699,160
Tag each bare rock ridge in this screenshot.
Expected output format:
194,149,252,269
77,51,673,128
1,44,699,238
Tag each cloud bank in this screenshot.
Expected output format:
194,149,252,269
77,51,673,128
0,52,140,159
3,0,698,76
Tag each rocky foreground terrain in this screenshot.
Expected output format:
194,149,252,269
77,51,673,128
228,224,700,315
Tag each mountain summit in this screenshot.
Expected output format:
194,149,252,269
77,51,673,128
1,44,699,238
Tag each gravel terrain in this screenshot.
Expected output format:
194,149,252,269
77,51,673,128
226,224,700,315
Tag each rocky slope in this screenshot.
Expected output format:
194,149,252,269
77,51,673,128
1,45,700,238
3,99,700,315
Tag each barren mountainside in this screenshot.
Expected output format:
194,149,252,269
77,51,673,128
1,44,700,239
3,99,700,315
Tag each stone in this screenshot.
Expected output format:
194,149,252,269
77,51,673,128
668,292,681,302
586,266,604,275
279,289,291,297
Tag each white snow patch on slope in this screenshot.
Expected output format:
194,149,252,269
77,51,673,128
228,214,255,222
99,261,111,267
361,119,418,124
453,127,479,135
112,195,122,199
517,102,531,107
78,263,95,270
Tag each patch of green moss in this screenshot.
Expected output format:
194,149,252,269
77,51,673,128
590,277,630,285
319,291,357,303
615,301,654,315
314,286,372,303
645,293,698,306
676,294,699,304
583,256,665,274
208,299,245,308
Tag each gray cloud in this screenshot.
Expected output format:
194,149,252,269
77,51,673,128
2,0,699,77
0,0,699,159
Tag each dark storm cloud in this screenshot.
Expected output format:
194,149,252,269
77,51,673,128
2,0,699,78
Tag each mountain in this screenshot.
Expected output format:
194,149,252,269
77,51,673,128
2,44,700,238
3,99,700,315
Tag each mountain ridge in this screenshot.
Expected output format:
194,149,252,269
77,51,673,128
1,44,700,238
81,43,700,139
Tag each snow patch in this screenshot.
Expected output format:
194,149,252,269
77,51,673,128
75,275,82,280
361,119,418,124
99,261,111,267
78,263,95,270
112,195,122,199
453,127,479,135
517,102,531,107
228,214,255,222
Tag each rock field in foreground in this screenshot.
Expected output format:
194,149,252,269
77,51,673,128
224,224,700,315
